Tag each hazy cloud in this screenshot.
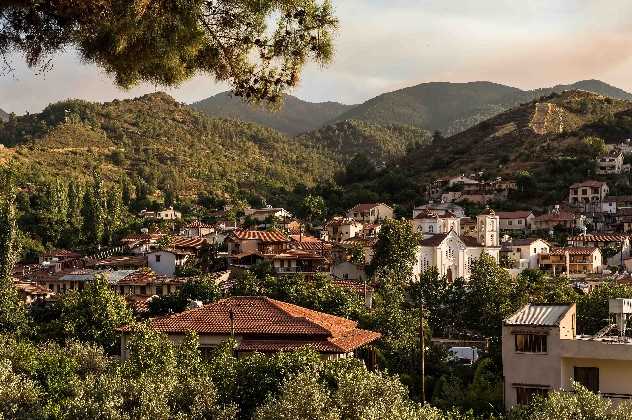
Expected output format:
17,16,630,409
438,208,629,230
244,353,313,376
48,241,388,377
2,0,632,112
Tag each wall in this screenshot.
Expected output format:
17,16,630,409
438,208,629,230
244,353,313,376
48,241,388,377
148,251,177,276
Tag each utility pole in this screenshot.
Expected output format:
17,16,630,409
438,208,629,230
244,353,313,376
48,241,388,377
420,302,426,403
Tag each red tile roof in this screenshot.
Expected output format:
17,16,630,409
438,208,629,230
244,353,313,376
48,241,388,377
41,249,81,259
495,211,534,219
231,230,289,243
568,234,629,243
185,221,215,229
172,236,206,249
124,296,380,353
549,247,599,256
533,211,578,222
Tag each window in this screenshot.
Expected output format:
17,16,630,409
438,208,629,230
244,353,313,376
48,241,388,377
428,225,434,233
515,334,547,353
508,220,513,226
518,220,523,225
140,286,146,295
515,386,548,405
574,367,599,393
533,247,537,254
155,254,161,263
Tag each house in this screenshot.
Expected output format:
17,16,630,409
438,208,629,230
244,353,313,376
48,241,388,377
411,210,460,237
503,300,632,410
140,207,182,220
324,217,364,242
569,180,609,205
413,203,466,218
119,296,381,359
496,211,535,231
267,249,330,274
567,234,631,267
244,206,292,223
183,220,215,238
500,238,550,270
225,229,290,267
38,249,81,265
413,209,501,282
14,281,55,304
602,195,632,214
596,149,625,175
531,210,584,231
331,261,368,283
148,249,192,276
346,203,393,224
84,255,148,270
538,247,603,277
113,268,186,296
340,237,377,265
121,232,165,255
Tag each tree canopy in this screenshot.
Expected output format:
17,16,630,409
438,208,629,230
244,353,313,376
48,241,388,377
0,0,338,102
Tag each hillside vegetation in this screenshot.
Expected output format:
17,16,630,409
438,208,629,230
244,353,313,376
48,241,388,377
298,119,431,166
191,92,355,136
334,79,632,137
343,90,632,208
0,93,341,202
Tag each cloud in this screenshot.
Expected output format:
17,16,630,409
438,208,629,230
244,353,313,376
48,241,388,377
2,0,632,112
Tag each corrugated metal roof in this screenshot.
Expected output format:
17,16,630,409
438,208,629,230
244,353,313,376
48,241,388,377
504,304,573,326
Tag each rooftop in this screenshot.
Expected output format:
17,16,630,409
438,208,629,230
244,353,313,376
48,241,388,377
570,180,607,189
348,203,392,213
495,210,534,219
230,229,289,243
504,304,574,326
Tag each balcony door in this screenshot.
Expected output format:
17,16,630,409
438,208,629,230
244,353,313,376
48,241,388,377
574,366,599,393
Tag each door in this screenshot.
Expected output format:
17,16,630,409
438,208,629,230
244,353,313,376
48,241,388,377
574,366,599,393
447,267,453,283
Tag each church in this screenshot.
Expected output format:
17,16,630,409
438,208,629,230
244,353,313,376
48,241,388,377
412,208,500,281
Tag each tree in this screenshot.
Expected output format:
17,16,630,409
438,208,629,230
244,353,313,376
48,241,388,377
0,187,28,334
81,172,106,245
105,185,123,245
66,180,84,230
57,275,133,353
368,218,420,278
1,1,338,103
465,253,517,338
149,275,223,316
302,194,326,225
577,282,632,335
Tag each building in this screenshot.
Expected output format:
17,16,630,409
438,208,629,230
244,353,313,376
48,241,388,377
331,261,368,283
267,249,330,274
531,210,584,231
500,238,550,270
503,300,632,410
346,203,394,224
113,268,187,296
148,249,192,276
244,207,292,223
38,249,81,264
140,207,182,220
596,149,625,175
413,209,501,282
496,211,535,231
183,220,215,238
225,230,290,266
569,181,609,205
411,210,460,236
119,296,381,359
14,281,55,304
324,217,364,242
567,234,631,267
538,247,603,277
413,203,466,219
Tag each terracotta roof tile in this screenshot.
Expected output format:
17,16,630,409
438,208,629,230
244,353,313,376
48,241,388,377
495,211,534,219
568,234,629,242
231,230,289,243
549,247,599,256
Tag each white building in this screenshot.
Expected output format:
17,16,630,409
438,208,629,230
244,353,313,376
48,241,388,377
503,301,632,411
347,203,394,224
596,149,625,175
324,217,364,242
148,249,191,276
496,211,535,231
411,210,460,236
413,208,501,282
500,238,550,270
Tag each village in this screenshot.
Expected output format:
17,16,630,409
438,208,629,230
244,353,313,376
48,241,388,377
7,140,632,413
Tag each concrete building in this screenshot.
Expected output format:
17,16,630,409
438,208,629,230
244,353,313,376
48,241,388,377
567,234,631,267
324,217,364,242
413,203,466,219
538,247,603,277
500,238,550,270
596,149,625,175
503,300,632,410
569,181,609,205
496,211,535,231
346,203,394,224
411,210,460,237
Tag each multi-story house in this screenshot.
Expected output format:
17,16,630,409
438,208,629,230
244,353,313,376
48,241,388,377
500,238,550,270
567,234,631,267
346,203,393,223
496,211,535,231
569,180,609,205
411,210,460,237
503,300,632,410
531,210,584,231
538,247,603,277
596,149,625,175
324,217,364,242
225,230,290,266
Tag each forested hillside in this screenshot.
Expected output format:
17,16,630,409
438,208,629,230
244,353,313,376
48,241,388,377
0,93,341,203
191,92,355,136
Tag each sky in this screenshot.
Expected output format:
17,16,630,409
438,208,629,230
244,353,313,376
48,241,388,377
2,0,632,114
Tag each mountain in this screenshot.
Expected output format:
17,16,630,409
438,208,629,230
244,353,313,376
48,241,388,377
0,109,8,122
0,93,341,202
353,90,632,207
298,120,431,167
191,92,355,136
334,79,632,137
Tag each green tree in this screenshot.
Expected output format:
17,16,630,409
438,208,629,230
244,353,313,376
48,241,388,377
81,172,106,245
368,218,420,278
105,185,124,245
2,1,338,103
0,187,28,334
58,275,133,353
577,282,632,335
66,180,84,230
302,194,327,225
